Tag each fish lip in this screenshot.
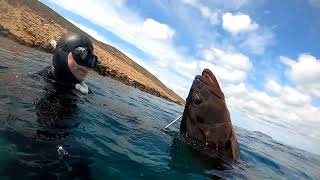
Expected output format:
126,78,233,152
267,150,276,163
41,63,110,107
202,69,215,80
200,69,224,99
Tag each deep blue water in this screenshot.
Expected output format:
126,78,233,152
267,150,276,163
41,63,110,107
0,37,320,180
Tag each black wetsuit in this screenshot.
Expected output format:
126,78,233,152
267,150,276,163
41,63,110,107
36,66,77,89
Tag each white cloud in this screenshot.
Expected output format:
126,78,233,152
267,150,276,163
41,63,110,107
170,45,254,96
197,47,253,84
65,20,185,97
309,0,320,8
150,65,192,98
222,12,258,34
224,81,320,154
279,56,295,67
281,54,320,98
173,46,254,94
226,83,301,123
142,18,175,40
121,51,192,98
266,82,311,106
48,0,192,95
199,61,248,83
203,48,252,71
266,80,282,95
47,0,271,98
51,1,247,99
281,86,311,106
67,19,111,44
184,0,257,11
182,0,219,26
175,61,199,79
48,0,181,65
220,12,275,54
215,0,250,9
240,29,274,54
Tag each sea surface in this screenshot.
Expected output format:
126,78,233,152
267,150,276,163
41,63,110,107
0,37,319,180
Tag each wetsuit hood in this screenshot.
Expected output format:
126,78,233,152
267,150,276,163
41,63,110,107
52,32,93,84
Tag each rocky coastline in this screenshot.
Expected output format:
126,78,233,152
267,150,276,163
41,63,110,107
95,64,176,102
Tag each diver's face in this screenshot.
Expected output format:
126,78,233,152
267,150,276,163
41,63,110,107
67,52,89,81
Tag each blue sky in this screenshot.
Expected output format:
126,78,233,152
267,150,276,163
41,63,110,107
40,0,320,155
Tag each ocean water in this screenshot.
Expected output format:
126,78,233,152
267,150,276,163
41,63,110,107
0,37,319,180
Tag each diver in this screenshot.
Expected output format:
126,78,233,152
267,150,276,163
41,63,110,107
31,32,97,178
37,32,98,94
33,32,99,139
0,32,98,179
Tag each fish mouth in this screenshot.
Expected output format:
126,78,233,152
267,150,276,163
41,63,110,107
202,69,220,90
202,69,214,79
196,69,224,99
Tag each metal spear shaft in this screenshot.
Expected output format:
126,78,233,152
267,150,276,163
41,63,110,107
165,115,182,129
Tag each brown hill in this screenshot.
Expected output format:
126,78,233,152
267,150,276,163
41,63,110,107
0,0,185,105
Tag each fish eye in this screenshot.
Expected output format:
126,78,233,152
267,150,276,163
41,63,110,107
193,91,202,104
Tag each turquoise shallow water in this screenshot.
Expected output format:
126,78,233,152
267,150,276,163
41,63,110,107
0,37,320,180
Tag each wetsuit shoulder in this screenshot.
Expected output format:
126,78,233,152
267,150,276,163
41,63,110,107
36,66,55,80
36,66,76,90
